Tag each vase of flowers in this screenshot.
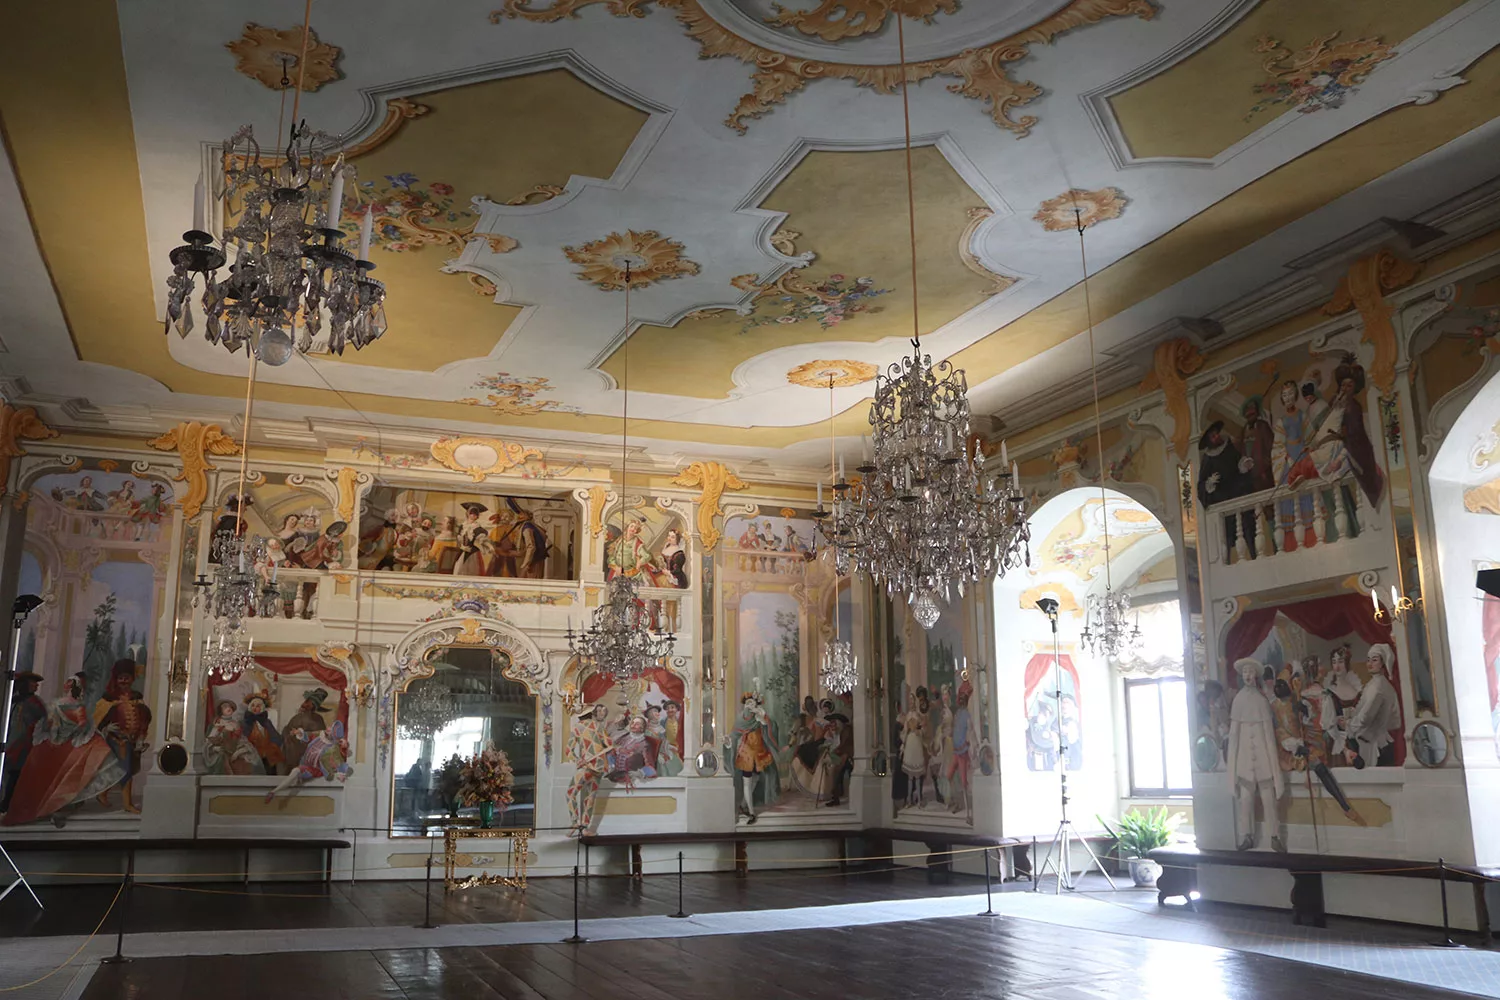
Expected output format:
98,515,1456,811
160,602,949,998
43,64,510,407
458,742,515,829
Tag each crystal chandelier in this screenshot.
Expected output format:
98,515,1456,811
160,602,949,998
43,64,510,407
566,261,675,681
1071,208,1140,661
1080,589,1141,660
812,376,859,694
193,520,281,629
164,6,387,364
812,15,1029,629
400,678,457,740
201,618,259,684
819,635,858,696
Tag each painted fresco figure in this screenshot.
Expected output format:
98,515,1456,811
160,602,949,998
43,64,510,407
428,515,461,574
566,705,611,837
734,693,776,824
97,688,151,813
658,528,688,589
203,701,262,776
1346,643,1402,767
607,519,663,585
1271,380,1321,552
1320,645,1362,761
1272,676,1364,827
1309,356,1386,511
946,680,974,818
607,717,656,783
264,721,352,802
1229,658,1284,852
242,693,284,775
1197,421,1257,559
2,674,125,827
453,502,490,576
281,688,330,769
0,672,46,814
490,498,549,579
825,713,855,808
1025,697,1059,772
900,687,930,806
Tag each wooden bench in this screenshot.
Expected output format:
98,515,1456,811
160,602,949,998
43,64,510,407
1151,845,1499,940
865,828,1022,884
580,829,863,879
3,836,352,886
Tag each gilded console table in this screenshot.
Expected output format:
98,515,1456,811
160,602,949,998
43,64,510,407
442,826,530,891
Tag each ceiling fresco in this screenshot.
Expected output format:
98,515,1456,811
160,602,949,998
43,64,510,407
1,0,1498,467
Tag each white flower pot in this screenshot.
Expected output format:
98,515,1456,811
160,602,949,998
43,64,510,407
1127,857,1162,888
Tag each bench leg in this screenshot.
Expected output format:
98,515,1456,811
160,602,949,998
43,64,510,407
1473,881,1491,946
926,848,952,885
1154,864,1196,908
735,840,748,879
838,837,847,875
631,843,643,880
1290,872,1326,928
243,847,250,888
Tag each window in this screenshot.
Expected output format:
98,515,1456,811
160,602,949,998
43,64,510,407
1124,677,1192,796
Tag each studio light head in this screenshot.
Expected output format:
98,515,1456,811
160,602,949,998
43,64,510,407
11,594,41,621
1036,597,1060,621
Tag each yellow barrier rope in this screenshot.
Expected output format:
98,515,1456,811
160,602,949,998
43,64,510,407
0,880,123,993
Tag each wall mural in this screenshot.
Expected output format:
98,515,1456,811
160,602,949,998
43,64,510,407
1022,652,1082,774
604,499,690,591
1,469,171,827
357,485,575,580
202,658,351,779
1223,591,1404,770
571,668,687,784
887,599,974,822
1198,349,1386,564
724,511,850,822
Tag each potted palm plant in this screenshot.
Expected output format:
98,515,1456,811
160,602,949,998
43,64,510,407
1098,807,1184,887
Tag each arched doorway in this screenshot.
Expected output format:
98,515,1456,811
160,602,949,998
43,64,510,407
992,486,1187,839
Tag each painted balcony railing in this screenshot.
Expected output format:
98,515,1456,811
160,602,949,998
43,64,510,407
723,544,814,577
1203,472,1370,565
254,568,320,621
63,507,168,544
633,585,685,636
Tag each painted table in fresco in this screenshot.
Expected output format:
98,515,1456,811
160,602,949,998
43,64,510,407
442,826,530,892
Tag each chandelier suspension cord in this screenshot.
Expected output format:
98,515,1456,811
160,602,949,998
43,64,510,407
289,0,313,131
1076,208,1111,592
896,14,921,350
621,263,631,540
829,375,841,644
231,355,259,537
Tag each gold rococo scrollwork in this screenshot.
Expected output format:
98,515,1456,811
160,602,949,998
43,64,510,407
430,436,544,482
495,0,1156,137
146,421,241,519
671,460,748,552
326,466,371,523
0,402,59,496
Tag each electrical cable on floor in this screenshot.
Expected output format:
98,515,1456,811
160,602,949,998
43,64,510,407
0,879,123,993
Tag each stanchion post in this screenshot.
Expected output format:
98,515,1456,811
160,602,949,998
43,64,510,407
1437,857,1460,948
1030,836,1038,892
416,853,439,930
670,851,689,919
979,848,997,916
563,865,588,943
100,850,134,966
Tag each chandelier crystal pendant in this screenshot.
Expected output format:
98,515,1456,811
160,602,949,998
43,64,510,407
399,678,458,740
164,5,387,365
813,377,860,695
566,260,675,681
826,14,1029,629
193,522,281,630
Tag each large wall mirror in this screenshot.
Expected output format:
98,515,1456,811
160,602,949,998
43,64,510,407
390,646,538,836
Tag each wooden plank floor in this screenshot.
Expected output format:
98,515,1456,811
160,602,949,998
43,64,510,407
0,869,994,938
77,915,1478,1000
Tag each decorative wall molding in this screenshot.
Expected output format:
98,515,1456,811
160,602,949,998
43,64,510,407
671,461,748,552
0,401,59,495
326,466,372,523
1322,249,1424,392
429,436,544,481
1136,338,1205,459
145,421,241,519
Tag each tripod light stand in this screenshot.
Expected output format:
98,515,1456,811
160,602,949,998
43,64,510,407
0,593,45,912
1032,597,1116,894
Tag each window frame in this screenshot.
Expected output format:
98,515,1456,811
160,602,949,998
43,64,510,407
1123,676,1192,798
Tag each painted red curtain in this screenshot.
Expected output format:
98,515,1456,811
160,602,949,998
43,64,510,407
1223,592,1403,762
1484,595,1500,718
205,655,350,731
581,667,685,710
1021,653,1079,716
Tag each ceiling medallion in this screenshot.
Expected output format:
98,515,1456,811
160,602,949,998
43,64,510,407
1034,187,1128,232
456,372,582,415
770,0,958,42
225,23,342,92
495,0,1156,136
787,359,878,388
563,230,700,291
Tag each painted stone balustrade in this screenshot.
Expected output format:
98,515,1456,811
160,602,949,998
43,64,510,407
1203,472,1368,566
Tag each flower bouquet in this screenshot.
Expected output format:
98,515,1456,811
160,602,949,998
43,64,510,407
458,742,515,828
436,753,465,817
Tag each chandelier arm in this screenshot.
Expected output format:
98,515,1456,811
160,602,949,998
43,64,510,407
897,14,921,350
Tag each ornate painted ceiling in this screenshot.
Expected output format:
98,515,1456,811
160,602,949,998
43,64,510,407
2,0,1499,469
